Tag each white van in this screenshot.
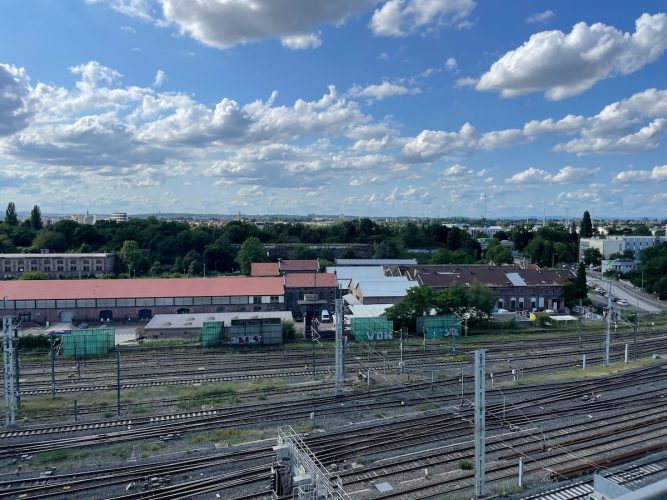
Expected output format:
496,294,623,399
321,309,331,323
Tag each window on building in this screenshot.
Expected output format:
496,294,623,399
57,265,64,271
96,265,103,271
83,265,90,271
44,265,51,271
270,296,280,303
253,306,262,312
252,296,261,304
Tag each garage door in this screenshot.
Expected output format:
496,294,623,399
138,309,152,320
59,311,74,323
100,310,113,321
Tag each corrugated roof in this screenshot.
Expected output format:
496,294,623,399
356,280,415,298
326,266,387,281
145,311,293,330
334,258,417,266
280,259,319,272
0,276,284,300
251,262,280,276
506,272,527,286
412,265,566,288
349,304,392,317
285,273,337,288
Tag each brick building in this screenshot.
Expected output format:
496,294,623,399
0,253,115,279
0,276,285,324
284,273,338,315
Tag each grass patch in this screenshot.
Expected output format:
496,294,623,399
518,356,661,384
139,441,165,453
190,427,242,445
33,448,91,467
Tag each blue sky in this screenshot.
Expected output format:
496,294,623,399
1,1,666,218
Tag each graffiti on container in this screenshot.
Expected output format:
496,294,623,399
426,327,460,338
366,331,393,341
231,335,263,345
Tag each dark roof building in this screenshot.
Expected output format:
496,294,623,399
284,272,337,315
388,265,568,312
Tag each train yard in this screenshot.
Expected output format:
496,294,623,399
2,320,667,499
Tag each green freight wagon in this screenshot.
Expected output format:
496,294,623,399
201,321,224,347
350,317,394,341
416,315,460,339
59,327,115,357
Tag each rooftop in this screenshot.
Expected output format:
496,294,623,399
334,258,417,266
0,276,285,300
285,273,337,288
406,265,566,288
279,259,319,272
251,262,280,277
0,253,114,258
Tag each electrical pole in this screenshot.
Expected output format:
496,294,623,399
634,298,638,361
399,327,405,374
577,299,582,349
116,347,121,417
50,332,56,398
334,299,344,393
474,350,486,498
3,316,18,427
605,281,612,367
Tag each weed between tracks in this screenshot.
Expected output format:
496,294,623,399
30,444,133,470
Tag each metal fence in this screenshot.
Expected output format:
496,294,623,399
59,327,115,357
416,315,461,339
349,317,394,341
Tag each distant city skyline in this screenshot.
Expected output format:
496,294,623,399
1,1,667,217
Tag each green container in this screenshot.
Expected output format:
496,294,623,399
416,316,460,339
230,318,283,345
201,321,224,347
59,327,115,357
350,317,394,341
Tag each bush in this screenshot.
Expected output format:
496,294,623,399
282,319,296,340
18,335,50,351
458,458,472,470
534,312,551,327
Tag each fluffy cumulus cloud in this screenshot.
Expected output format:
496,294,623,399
160,0,375,49
507,166,599,184
0,64,34,136
614,165,667,183
369,0,475,37
348,81,419,102
477,13,667,100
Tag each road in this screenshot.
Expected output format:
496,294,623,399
587,270,667,313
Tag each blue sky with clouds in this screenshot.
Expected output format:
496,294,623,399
1,0,666,218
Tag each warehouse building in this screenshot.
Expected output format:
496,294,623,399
0,276,285,324
250,259,319,277
142,311,293,342
387,265,567,312
0,252,115,279
284,272,338,315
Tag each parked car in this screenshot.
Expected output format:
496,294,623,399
617,299,628,306
321,309,331,323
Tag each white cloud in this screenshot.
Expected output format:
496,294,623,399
615,165,667,183
369,0,475,37
86,0,155,22
477,13,667,100
0,63,33,137
455,76,477,88
280,33,322,50
160,0,375,50
445,57,458,71
525,10,554,24
507,166,599,184
348,81,419,102
153,69,166,87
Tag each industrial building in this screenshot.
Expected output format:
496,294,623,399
0,276,285,324
0,252,115,279
284,273,338,315
142,311,293,343
387,264,567,312
579,235,667,261
251,259,319,277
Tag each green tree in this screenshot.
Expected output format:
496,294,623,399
573,262,587,299
118,240,143,276
583,247,602,267
580,210,593,238
0,234,15,252
373,239,401,258
289,244,317,260
235,237,267,275
485,240,512,264
467,282,495,316
30,205,43,230
5,202,18,226
32,230,67,252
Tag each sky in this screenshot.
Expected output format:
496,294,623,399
1,1,666,219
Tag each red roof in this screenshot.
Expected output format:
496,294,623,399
280,259,319,272
285,273,337,288
0,277,284,300
251,262,280,277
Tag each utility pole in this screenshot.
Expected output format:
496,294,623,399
3,316,18,427
50,332,56,398
474,350,486,498
605,281,612,367
399,327,405,374
334,299,344,393
116,347,121,417
634,298,638,361
577,299,582,349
